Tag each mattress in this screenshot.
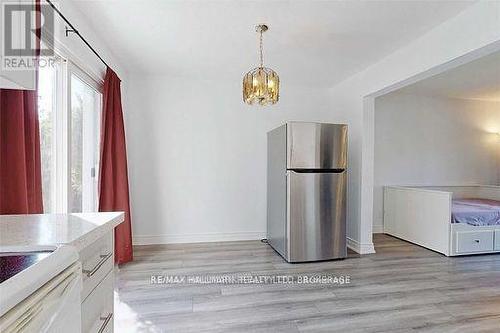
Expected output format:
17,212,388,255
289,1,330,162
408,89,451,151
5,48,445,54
452,199,500,226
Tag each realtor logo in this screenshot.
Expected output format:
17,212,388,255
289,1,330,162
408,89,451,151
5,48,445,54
2,2,54,70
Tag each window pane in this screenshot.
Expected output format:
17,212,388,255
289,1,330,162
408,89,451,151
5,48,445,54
71,74,101,213
38,65,57,213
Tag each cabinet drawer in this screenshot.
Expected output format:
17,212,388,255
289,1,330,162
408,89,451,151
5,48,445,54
456,230,494,254
495,231,500,251
82,270,114,333
80,232,114,300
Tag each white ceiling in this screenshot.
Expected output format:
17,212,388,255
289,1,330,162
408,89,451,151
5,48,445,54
395,51,500,101
71,0,474,86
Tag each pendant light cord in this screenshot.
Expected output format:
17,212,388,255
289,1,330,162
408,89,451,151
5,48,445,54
259,30,264,68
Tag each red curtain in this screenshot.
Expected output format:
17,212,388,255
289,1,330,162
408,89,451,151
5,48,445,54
0,1,43,214
99,67,133,264
0,90,43,214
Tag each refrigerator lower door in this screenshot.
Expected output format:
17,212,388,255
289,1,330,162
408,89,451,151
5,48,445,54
287,170,347,262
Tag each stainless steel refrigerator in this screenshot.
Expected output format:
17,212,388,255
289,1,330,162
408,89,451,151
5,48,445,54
267,122,347,262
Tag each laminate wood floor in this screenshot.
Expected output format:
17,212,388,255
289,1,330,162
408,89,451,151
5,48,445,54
115,234,500,332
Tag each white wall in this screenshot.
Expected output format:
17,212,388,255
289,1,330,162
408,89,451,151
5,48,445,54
124,1,500,250
373,94,500,232
125,76,345,244
327,1,500,253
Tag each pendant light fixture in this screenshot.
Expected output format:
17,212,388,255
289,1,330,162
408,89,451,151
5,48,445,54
243,24,280,106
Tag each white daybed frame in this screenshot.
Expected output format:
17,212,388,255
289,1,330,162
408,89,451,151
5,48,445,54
384,185,500,256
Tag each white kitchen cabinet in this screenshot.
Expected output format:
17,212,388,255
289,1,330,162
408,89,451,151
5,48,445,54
81,269,114,333
0,213,124,333
78,231,115,333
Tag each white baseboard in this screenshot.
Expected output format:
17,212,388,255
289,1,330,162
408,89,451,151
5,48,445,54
134,232,376,255
133,231,267,245
372,224,384,234
347,237,376,254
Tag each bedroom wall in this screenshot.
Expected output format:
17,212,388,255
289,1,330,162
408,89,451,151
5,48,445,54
373,93,500,232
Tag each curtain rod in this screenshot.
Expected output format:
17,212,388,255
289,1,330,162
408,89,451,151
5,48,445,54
45,0,110,69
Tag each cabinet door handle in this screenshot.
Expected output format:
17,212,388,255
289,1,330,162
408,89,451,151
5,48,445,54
82,252,112,277
474,239,480,243
98,313,113,333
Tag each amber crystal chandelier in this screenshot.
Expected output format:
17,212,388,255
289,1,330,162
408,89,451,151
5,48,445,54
243,24,279,106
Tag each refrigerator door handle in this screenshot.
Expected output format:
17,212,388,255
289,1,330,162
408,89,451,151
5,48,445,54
288,168,345,174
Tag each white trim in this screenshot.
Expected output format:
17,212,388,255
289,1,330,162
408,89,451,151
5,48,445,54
365,40,500,100
65,59,72,213
347,237,376,255
68,61,103,93
42,25,104,86
132,232,267,245
372,224,384,234
54,58,68,213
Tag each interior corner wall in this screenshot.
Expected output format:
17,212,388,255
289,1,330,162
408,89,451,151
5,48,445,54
327,0,500,253
124,75,342,244
373,94,500,232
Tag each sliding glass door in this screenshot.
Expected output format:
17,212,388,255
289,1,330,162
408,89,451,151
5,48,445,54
38,57,103,213
70,71,102,213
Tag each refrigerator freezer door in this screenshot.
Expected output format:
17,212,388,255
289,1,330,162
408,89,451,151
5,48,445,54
287,122,347,170
287,170,347,262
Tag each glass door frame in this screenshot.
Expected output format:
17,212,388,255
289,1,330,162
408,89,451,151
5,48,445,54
66,61,103,213
39,51,103,213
